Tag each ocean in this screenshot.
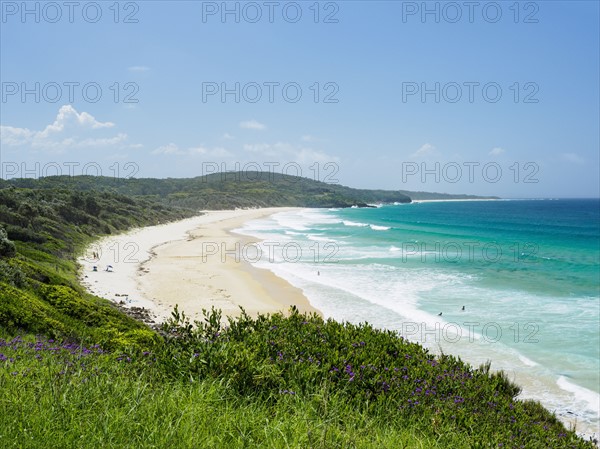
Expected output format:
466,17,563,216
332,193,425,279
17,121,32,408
235,199,600,435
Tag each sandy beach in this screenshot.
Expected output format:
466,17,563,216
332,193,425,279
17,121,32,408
78,208,318,323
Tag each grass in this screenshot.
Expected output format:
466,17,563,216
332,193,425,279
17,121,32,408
0,309,596,449
0,337,442,448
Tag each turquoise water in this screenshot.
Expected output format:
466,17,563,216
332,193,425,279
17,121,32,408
236,199,600,435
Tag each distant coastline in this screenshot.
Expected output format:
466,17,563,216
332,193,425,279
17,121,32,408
409,198,500,203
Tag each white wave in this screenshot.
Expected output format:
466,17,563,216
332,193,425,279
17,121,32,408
273,214,309,231
370,225,390,231
557,377,600,420
343,220,369,227
295,209,341,226
519,354,539,367
307,234,334,242
231,219,277,233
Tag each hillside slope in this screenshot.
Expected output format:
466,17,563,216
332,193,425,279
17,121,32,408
2,173,412,209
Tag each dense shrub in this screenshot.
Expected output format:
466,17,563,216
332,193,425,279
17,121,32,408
0,227,16,258
0,260,27,287
147,307,597,448
0,184,197,347
2,224,47,243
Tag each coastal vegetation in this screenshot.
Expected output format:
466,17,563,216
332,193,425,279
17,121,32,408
0,308,595,448
0,175,593,447
2,172,497,210
0,184,195,347
2,172,415,209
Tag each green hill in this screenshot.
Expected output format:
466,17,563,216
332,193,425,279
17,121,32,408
398,190,499,201
2,173,413,209
2,173,498,210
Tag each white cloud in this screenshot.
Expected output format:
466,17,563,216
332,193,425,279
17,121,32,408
410,143,437,158
295,147,336,164
128,66,150,72
222,133,235,140
561,152,584,164
154,144,232,158
489,147,505,156
78,133,128,148
211,147,233,157
243,143,274,155
301,135,327,143
0,126,33,146
38,105,114,138
0,105,130,154
153,143,184,155
242,142,339,164
188,146,207,155
188,146,233,157
240,120,266,130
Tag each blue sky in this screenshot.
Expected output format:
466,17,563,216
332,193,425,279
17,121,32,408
1,1,598,197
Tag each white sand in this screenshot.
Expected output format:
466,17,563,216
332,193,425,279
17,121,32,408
78,208,318,323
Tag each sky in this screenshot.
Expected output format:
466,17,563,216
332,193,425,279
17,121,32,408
1,0,599,198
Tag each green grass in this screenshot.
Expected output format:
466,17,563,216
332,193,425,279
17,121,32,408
0,336,445,448
0,310,596,448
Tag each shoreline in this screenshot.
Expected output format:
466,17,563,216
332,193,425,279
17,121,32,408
223,206,600,440
77,206,598,441
78,208,319,324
